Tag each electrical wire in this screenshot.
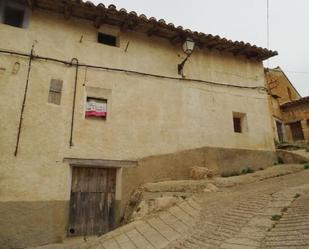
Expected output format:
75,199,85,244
0,48,268,92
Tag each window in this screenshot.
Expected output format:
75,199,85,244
233,112,247,133
98,32,117,47
307,119,309,127
233,117,242,133
86,97,107,119
3,5,25,28
290,121,304,141
48,79,63,105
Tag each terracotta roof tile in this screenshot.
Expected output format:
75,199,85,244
281,96,309,109
20,0,278,60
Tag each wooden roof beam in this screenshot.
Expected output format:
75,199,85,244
228,47,244,56
94,14,108,28
204,39,221,50
64,3,73,20
27,0,37,9
216,43,235,52
121,18,139,32
247,51,260,59
237,47,260,59
195,41,205,49
147,24,159,37
257,54,269,61
207,42,225,50
220,44,240,53
170,35,183,45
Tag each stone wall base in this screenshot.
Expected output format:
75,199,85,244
121,147,277,218
1,147,277,249
0,201,68,249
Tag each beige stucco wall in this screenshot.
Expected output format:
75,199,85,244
0,8,276,247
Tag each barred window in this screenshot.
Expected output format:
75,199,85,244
98,32,118,47
233,117,242,133
233,112,247,133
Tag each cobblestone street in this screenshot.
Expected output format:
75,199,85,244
32,167,309,249
167,169,309,249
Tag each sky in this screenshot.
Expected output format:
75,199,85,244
93,0,309,96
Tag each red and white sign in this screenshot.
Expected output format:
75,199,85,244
86,99,107,117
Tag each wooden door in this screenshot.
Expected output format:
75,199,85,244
68,167,116,236
290,121,304,141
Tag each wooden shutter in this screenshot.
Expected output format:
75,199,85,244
48,79,63,105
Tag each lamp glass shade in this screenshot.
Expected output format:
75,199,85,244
182,38,195,55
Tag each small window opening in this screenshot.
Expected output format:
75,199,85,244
3,6,25,28
98,32,117,47
233,112,247,133
48,79,63,105
86,97,107,119
233,117,242,133
307,119,309,127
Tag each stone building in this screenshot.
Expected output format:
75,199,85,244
265,67,308,143
280,97,309,142
0,0,278,247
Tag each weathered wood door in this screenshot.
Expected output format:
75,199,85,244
68,167,116,236
290,121,304,141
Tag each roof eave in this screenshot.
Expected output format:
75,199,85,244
19,0,278,61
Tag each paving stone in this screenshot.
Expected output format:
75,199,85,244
186,198,202,210
100,239,120,249
224,238,260,247
147,217,180,242
177,202,199,217
135,221,169,249
114,233,137,249
125,229,155,249
168,206,194,226
220,242,257,249
264,240,308,246
158,211,188,234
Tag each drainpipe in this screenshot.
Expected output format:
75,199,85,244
14,44,35,156
69,58,79,147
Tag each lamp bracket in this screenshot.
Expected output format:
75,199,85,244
178,53,192,77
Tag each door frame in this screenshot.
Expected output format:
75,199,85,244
274,119,285,143
64,158,137,237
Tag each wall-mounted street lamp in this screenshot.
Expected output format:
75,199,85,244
178,38,195,77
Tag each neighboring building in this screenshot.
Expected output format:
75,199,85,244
265,67,308,143
280,97,309,142
0,0,278,247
